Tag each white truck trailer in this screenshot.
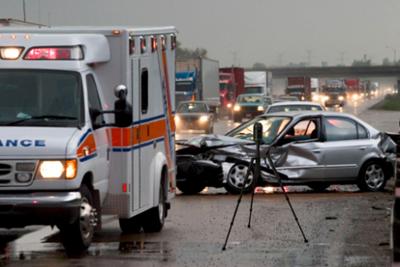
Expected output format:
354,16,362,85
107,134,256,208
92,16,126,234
244,71,272,96
0,26,176,255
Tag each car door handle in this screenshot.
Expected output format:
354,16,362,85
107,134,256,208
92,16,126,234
312,149,321,153
359,146,367,150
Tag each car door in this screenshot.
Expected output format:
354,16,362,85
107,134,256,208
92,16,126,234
320,116,371,180
275,116,325,180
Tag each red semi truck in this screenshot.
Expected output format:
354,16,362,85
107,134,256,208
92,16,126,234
344,79,362,101
285,77,312,101
219,67,245,115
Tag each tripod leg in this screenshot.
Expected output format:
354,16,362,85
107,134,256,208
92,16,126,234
265,157,308,243
222,159,255,251
247,165,257,228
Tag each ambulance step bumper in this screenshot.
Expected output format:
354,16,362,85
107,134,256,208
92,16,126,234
0,192,81,228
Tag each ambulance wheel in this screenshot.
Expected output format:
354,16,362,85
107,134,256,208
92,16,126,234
119,217,142,233
60,184,96,256
142,181,166,233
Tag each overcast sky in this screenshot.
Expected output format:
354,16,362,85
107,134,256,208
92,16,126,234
1,0,400,67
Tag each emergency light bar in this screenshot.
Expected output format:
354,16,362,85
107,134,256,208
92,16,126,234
0,47,24,60
24,46,83,60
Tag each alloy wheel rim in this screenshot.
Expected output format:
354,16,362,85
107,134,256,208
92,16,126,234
365,164,385,190
228,165,254,189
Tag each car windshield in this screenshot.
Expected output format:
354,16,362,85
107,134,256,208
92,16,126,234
244,86,263,94
237,95,263,103
0,70,83,127
323,87,346,93
268,105,322,113
227,116,291,144
177,102,208,113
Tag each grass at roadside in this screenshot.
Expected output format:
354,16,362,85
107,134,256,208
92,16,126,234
371,94,400,111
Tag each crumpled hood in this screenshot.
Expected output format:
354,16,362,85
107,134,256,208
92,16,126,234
0,127,78,159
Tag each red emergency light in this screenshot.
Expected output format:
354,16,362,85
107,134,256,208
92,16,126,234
24,46,83,60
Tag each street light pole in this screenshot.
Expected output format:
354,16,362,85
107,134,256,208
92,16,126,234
386,45,397,64
22,0,26,22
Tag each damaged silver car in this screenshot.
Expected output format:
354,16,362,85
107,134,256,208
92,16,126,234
176,111,397,194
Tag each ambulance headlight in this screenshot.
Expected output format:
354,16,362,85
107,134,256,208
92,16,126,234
37,160,77,179
0,47,24,60
257,105,264,111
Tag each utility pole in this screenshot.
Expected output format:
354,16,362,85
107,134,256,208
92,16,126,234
22,0,26,22
340,51,345,66
306,50,312,66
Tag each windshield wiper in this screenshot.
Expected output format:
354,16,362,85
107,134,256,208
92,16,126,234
6,115,78,126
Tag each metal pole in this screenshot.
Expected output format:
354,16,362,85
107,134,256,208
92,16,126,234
22,0,26,22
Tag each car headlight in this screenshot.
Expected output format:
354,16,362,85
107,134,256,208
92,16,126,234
338,96,344,101
312,95,320,102
174,115,180,124
227,103,232,109
37,160,77,179
199,115,209,123
233,105,241,112
257,105,264,111
351,94,359,101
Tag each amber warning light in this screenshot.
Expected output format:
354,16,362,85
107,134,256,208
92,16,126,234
24,46,84,60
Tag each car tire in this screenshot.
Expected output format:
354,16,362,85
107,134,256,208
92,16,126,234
119,216,142,233
307,183,330,192
224,163,256,194
60,184,96,256
177,180,206,195
357,160,387,192
142,179,167,233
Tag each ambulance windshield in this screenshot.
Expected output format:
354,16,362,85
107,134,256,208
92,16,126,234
0,70,83,127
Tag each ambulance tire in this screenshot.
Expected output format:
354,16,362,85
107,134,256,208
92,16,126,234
60,184,95,256
142,181,166,233
119,217,142,233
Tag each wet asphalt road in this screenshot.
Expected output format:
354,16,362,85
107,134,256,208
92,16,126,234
0,95,399,267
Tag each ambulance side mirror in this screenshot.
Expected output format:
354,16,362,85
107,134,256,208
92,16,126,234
114,84,132,127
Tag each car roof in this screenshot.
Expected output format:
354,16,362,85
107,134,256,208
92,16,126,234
258,111,379,134
269,101,323,107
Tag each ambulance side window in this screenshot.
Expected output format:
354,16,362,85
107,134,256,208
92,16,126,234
86,74,104,128
141,69,148,114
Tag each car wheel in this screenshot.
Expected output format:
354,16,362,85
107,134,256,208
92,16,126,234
60,184,96,256
119,216,142,233
177,180,206,194
142,179,167,233
224,163,256,194
357,161,387,192
307,183,330,192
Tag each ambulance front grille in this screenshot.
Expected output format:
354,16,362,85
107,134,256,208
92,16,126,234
0,164,11,176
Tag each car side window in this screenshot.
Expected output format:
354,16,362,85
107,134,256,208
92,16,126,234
86,74,104,128
324,117,357,141
357,124,368,139
283,119,318,143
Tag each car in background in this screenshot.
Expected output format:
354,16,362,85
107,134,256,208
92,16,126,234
265,101,324,113
176,111,397,194
232,93,272,122
175,101,214,133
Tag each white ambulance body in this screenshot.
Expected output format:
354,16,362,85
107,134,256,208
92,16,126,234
0,26,176,254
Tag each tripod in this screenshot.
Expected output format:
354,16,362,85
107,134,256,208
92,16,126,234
222,123,308,251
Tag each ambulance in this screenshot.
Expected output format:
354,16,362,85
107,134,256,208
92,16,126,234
0,26,176,254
